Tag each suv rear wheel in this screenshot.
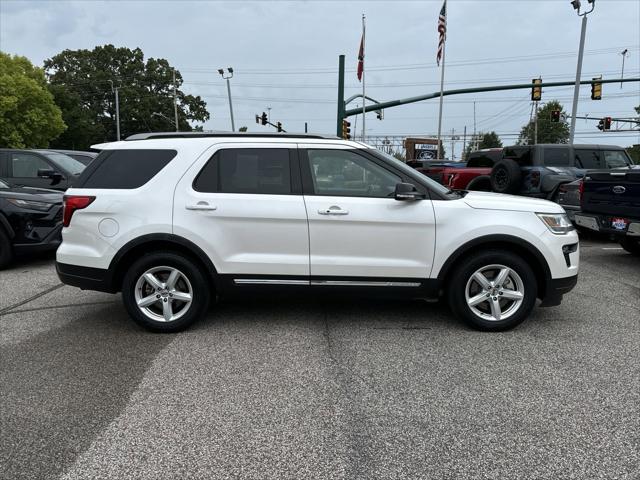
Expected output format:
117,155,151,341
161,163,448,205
122,252,211,332
448,250,537,331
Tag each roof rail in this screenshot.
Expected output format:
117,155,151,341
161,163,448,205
125,132,340,141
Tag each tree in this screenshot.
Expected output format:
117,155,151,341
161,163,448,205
0,52,66,148
462,131,502,160
44,45,210,149
238,126,248,132
517,100,569,145
627,106,640,165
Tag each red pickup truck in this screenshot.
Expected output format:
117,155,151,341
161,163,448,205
417,149,502,191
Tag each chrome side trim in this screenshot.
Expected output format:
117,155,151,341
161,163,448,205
233,279,310,285
310,280,422,287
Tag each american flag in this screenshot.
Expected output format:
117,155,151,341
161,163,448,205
436,0,447,66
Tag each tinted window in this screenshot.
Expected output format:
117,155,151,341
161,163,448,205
9,152,51,178
543,147,571,166
68,154,94,166
575,149,602,169
307,149,401,198
602,150,632,169
194,148,291,195
40,151,85,174
78,150,176,189
467,151,500,168
503,147,533,166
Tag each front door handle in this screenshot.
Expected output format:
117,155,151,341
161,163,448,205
186,201,217,211
318,206,349,215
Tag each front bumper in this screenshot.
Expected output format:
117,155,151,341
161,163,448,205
540,274,578,307
575,214,640,237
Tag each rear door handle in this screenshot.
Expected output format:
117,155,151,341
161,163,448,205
186,201,217,211
318,206,349,215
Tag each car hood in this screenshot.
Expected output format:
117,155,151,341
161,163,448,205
0,186,63,204
463,191,563,213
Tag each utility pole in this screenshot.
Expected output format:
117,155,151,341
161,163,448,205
569,0,596,144
450,128,455,161
109,80,120,141
534,101,539,145
173,69,179,132
462,125,467,158
218,68,235,132
336,54,345,137
267,107,271,123
473,101,477,149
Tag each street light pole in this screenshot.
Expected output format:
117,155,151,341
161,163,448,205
108,80,121,141
218,67,235,132
569,0,595,144
173,69,179,132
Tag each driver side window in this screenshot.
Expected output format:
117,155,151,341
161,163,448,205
10,153,50,178
306,149,401,198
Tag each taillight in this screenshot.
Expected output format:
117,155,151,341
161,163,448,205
63,195,95,227
578,179,584,205
531,170,541,187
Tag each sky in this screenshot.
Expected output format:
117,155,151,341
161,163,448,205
1,0,639,158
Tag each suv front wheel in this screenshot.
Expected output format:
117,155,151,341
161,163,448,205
122,252,211,332
448,250,537,331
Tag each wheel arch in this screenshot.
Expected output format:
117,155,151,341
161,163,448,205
107,233,218,292
436,234,551,299
466,175,492,191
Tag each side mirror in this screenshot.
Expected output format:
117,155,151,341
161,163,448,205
37,168,59,179
394,182,425,201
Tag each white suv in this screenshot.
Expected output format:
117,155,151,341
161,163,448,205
56,132,579,332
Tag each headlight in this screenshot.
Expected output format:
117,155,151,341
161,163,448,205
537,213,575,234
6,198,54,212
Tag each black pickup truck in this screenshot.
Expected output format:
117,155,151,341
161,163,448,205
575,167,640,255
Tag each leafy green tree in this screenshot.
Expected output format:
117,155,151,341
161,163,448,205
44,45,209,149
517,100,569,145
238,126,248,132
628,105,640,165
462,131,502,160
0,52,66,148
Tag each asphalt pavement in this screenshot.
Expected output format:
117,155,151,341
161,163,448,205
1,237,638,480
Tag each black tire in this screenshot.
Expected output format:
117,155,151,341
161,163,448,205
619,237,640,256
0,228,13,270
447,250,538,332
122,251,211,332
490,159,522,194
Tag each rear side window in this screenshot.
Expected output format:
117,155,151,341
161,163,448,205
503,147,533,166
543,147,571,166
575,149,602,169
193,148,291,194
77,150,176,189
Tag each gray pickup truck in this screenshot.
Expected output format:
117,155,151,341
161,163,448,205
575,167,640,255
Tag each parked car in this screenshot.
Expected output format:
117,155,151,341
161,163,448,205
0,178,64,269
490,144,633,200
443,148,503,191
0,149,86,191
47,149,98,166
56,132,579,333
574,167,640,255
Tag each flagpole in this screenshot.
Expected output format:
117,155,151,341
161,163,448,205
361,13,366,142
436,1,446,159
436,43,445,159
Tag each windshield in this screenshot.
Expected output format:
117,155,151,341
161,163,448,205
603,150,633,169
370,149,452,196
39,151,86,175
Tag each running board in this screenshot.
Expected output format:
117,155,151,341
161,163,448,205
233,279,421,287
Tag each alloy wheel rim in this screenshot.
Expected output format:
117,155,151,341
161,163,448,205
465,264,524,322
134,266,193,322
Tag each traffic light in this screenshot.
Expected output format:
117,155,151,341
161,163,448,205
276,121,283,132
260,112,268,125
255,114,260,124
597,117,612,131
376,110,383,120
591,77,602,100
531,78,542,102
341,119,351,139
550,110,561,123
